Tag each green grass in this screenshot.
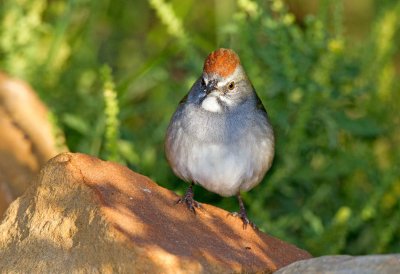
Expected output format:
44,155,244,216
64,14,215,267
1,0,399,256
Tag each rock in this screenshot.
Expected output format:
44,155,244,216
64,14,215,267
0,153,311,273
0,72,66,216
275,254,400,274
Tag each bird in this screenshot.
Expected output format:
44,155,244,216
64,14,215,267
165,48,275,228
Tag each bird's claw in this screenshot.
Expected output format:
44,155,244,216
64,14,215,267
229,194,258,230
176,195,201,213
176,184,201,214
228,211,257,230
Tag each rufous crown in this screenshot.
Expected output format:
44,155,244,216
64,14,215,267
203,48,240,78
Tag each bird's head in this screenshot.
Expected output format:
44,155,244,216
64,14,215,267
196,48,253,112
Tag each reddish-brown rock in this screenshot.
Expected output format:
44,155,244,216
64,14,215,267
0,153,311,273
0,72,66,216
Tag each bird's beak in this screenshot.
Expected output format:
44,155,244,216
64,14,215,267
205,79,218,95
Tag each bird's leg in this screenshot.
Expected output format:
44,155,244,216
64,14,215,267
176,183,201,213
236,193,257,230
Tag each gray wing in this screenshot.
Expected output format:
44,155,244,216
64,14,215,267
252,86,269,120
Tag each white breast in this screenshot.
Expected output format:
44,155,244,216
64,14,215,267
201,96,222,113
186,142,248,196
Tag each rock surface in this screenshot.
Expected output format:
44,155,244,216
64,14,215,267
0,73,66,216
275,254,400,274
0,153,311,273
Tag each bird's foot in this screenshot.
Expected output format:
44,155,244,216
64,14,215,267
176,184,201,214
228,193,258,230
228,211,257,230
176,195,201,213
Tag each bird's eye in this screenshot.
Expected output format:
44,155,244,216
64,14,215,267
201,78,206,87
228,81,235,90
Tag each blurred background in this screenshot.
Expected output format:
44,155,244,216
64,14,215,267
0,0,399,256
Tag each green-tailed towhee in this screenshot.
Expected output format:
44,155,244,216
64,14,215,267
165,48,275,228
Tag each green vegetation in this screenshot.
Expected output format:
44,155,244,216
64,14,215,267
1,0,399,256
